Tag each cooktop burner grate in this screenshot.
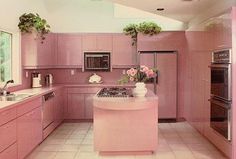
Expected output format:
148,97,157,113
97,87,132,98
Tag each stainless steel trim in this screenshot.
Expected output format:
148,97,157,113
85,54,108,57
85,67,110,70
209,64,230,68
228,108,231,141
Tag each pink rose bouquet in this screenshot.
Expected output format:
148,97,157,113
118,65,157,84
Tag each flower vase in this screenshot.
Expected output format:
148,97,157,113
133,82,147,97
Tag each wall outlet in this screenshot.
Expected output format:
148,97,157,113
25,71,29,78
71,69,75,75
122,69,126,75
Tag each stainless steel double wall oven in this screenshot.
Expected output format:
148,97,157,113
210,49,232,141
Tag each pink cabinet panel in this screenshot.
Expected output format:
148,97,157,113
57,34,82,66
54,89,64,127
140,53,177,119
37,34,56,66
66,87,100,119
17,107,42,159
82,34,112,51
112,34,137,67
67,93,85,119
0,143,17,159
0,120,16,152
17,97,42,117
82,34,97,51
21,33,56,68
137,32,186,51
0,108,16,126
43,98,54,129
84,94,94,119
97,34,112,51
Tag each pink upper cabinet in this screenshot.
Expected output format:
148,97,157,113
21,33,56,68
137,31,186,51
82,34,112,51
112,34,137,67
57,34,82,66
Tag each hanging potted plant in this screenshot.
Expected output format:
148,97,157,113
123,21,162,46
18,13,50,43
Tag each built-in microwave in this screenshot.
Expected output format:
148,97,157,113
84,52,111,72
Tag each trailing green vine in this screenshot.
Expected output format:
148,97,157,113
18,13,50,43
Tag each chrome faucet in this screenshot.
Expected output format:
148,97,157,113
0,80,14,95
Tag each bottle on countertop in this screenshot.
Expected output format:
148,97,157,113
45,74,53,86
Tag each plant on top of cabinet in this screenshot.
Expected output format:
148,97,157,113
123,22,162,46
18,13,50,43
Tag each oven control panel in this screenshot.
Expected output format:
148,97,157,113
212,49,231,63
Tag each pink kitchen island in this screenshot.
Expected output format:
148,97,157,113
93,89,158,155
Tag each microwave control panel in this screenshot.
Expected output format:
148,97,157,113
212,49,231,64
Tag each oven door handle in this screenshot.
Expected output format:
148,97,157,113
209,98,231,109
209,64,230,68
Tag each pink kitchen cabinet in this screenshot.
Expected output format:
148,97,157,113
57,34,83,67
0,143,17,159
54,88,64,127
82,34,112,51
17,106,42,159
112,34,137,67
67,93,85,119
66,87,100,119
21,33,56,68
0,108,17,159
84,94,95,119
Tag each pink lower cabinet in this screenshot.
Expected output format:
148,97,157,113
54,89,64,127
17,106,42,159
66,87,100,119
84,94,95,119
0,143,17,159
0,108,17,159
67,93,85,119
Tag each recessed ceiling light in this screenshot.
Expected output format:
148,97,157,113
156,8,164,11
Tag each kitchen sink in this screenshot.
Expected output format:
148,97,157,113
0,93,34,101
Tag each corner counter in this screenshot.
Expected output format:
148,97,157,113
93,90,158,155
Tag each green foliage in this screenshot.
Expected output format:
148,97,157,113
123,24,138,46
123,22,162,46
137,22,161,35
18,13,50,43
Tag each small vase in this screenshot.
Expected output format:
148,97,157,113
132,82,147,97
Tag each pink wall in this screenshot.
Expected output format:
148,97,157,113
50,68,124,84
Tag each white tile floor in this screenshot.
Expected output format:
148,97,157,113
27,122,228,159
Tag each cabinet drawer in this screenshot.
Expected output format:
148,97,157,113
17,97,42,116
68,87,100,94
0,120,17,152
0,143,17,159
0,108,16,126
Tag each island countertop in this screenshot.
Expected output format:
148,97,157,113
93,90,158,110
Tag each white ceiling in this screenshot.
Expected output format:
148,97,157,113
109,0,222,22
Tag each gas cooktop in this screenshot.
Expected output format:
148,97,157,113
97,87,133,98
